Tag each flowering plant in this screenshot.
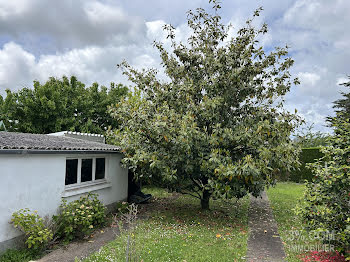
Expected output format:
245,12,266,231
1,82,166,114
53,193,106,241
11,208,53,250
299,251,346,262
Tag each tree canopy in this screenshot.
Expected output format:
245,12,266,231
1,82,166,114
108,1,302,209
0,76,128,134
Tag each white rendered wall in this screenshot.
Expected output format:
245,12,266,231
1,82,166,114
0,153,127,246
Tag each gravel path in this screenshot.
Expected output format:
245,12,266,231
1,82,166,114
246,191,286,262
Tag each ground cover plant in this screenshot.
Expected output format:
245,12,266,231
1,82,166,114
79,187,249,262
0,249,39,262
109,0,301,210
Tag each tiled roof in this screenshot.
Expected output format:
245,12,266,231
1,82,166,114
0,132,120,153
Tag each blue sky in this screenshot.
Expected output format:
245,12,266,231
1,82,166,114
0,0,349,133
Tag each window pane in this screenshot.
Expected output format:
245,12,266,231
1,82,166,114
95,158,105,180
81,159,93,182
65,159,78,185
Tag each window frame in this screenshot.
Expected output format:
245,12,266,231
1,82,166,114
64,155,109,189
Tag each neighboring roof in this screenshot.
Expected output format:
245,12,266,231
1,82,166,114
48,131,104,137
48,131,105,144
0,132,120,154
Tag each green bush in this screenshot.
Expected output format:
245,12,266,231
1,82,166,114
11,209,53,251
0,248,37,262
288,147,324,182
53,193,106,242
296,159,350,255
297,119,350,257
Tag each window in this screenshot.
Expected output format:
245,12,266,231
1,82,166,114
65,157,106,186
95,158,105,180
65,159,78,185
81,159,93,182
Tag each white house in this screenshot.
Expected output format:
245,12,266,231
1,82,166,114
0,131,128,252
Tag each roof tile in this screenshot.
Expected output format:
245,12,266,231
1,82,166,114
0,132,120,152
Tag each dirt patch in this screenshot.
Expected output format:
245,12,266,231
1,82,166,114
35,225,118,262
137,192,181,218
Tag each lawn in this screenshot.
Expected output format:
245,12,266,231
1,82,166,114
2,183,320,262
267,182,324,262
79,187,249,262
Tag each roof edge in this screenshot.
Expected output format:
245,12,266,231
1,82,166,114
0,149,122,155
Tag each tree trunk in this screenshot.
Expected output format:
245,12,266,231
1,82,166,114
200,189,211,210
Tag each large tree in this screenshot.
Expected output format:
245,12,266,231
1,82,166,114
0,76,128,134
109,1,301,209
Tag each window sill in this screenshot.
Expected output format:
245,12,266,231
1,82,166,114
62,180,112,198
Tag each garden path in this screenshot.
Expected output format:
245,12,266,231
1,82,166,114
246,191,286,262
35,226,117,262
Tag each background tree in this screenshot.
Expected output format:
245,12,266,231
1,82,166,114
295,123,331,148
0,95,5,131
327,76,350,124
109,1,301,209
0,76,128,134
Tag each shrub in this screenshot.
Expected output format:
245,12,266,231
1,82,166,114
297,119,350,258
11,209,53,251
288,148,324,182
297,160,350,255
54,193,106,242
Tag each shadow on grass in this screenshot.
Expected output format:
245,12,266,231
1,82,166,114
82,187,249,262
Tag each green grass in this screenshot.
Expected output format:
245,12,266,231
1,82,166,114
267,182,321,262
0,248,39,262
80,187,249,262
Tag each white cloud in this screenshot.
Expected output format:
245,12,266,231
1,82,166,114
336,77,349,86
0,0,146,51
146,20,167,42
297,72,321,94
0,42,36,90
0,0,31,18
266,0,350,131
0,0,350,133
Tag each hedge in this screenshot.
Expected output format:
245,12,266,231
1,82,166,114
283,147,324,182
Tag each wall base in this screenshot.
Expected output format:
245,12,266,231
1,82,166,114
0,235,25,254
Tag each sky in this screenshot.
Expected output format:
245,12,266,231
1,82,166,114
0,0,349,133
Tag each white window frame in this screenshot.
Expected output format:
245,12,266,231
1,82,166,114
64,155,109,190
